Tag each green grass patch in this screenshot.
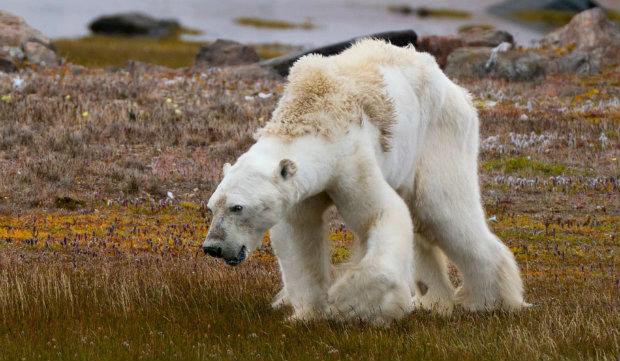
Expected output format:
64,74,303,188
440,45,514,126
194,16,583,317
53,36,291,68
458,24,495,33
512,9,620,27
235,17,314,29
482,156,567,176
54,35,203,68
416,7,471,19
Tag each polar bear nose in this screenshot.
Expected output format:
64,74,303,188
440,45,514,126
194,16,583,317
203,245,223,258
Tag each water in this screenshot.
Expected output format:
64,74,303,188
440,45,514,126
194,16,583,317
2,0,619,47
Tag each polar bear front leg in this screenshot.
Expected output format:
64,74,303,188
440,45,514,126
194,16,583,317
270,193,332,321
326,162,414,325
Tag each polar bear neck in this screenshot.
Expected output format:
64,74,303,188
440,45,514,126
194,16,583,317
257,40,424,152
248,135,337,204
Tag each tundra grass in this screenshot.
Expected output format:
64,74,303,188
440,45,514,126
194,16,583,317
0,207,617,361
0,65,618,360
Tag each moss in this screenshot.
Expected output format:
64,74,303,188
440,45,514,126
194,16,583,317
253,43,299,59
512,9,620,27
54,35,203,68
483,156,567,176
235,17,314,29
53,36,292,68
416,7,471,19
458,24,495,33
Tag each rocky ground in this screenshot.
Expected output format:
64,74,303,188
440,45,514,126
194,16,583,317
0,7,618,361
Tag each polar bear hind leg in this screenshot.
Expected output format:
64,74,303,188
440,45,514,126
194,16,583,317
409,229,456,315
413,126,527,311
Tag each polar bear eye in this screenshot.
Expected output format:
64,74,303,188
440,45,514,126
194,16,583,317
229,205,243,213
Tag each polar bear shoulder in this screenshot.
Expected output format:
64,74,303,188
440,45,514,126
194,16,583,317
258,39,440,150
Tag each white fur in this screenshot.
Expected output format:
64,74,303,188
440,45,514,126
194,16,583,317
205,40,527,325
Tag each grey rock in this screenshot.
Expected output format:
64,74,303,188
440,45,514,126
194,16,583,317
446,47,546,81
541,8,620,72
195,39,260,67
416,29,515,69
540,8,620,50
0,11,59,67
89,12,180,38
462,29,515,47
551,49,602,74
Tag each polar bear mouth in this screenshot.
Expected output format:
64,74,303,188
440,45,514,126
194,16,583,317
224,245,247,266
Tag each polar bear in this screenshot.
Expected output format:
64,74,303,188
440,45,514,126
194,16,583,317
202,39,527,325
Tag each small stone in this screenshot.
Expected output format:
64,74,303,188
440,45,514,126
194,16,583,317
195,39,260,67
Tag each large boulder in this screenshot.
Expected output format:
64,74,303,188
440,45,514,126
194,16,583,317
0,11,59,70
445,46,546,81
540,8,620,73
417,29,514,68
195,39,260,67
416,36,464,68
89,12,180,38
540,8,620,49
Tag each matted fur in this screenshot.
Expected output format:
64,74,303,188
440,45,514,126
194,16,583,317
259,39,424,151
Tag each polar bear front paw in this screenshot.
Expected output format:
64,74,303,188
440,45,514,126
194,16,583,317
327,266,412,326
286,306,327,323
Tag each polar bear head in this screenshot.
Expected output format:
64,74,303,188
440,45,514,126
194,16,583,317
202,156,297,265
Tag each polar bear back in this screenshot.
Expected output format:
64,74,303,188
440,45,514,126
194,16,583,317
258,39,446,151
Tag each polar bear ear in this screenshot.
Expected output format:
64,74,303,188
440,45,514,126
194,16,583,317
278,159,297,180
222,163,232,176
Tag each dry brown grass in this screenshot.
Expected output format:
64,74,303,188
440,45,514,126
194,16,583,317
0,64,282,211
0,64,618,360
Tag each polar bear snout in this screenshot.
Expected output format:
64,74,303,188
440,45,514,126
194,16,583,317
202,237,248,266
202,243,223,258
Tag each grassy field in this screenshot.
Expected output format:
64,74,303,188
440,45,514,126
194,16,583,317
0,63,618,360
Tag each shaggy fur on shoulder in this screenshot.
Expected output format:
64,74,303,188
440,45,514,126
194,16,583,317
259,40,426,150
